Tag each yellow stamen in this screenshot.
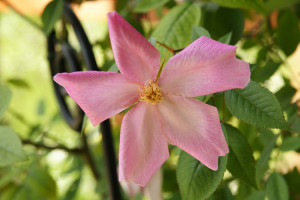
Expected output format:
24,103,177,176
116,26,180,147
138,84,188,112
139,80,162,105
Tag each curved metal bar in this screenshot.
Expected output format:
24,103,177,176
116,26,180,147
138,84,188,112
47,2,122,200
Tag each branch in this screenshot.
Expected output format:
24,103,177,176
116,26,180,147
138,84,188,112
22,139,83,154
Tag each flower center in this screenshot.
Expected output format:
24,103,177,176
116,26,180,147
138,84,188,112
139,80,162,105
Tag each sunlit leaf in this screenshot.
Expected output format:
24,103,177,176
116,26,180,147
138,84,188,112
0,126,26,167
42,0,64,36
25,162,57,200
224,124,257,188
225,81,288,129
191,26,211,41
6,78,30,89
218,32,232,44
210,0,265,13
177,151,227,200
264,0,300,13
134,0,170,12
266,173,289,200
0,85,12,119
153,2,201,57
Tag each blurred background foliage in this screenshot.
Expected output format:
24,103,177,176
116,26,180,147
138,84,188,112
0,0,300,199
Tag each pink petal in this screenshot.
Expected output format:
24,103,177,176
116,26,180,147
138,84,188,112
54,71,140,126
119,102,169,187
157,95,229,170
107,11,161,83
159,36,250,97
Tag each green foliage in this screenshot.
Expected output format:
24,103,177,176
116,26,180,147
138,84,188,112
153,2,201,56
3,0,300,199
276,9,300,56
134,0,170,12
264,0,300,13
0,126,26,167
177,151,227,200
191,26,211,41
0,85,12,119
42,0,64,36
280,136,300,151
225,81,288,129
266,173,289,200
256,134,279,183
210,0,265,13
202,6,244,44
251,61,280,83
224,124,257,188
218,32,232,44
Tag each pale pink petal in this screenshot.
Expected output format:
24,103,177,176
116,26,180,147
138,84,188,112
144,168,163,200
157,95,228,170
119,102,169,187
107,11,160,83
159,36,250,97
120,180,141,197
54,71,140,126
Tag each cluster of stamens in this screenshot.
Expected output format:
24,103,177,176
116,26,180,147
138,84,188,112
139,80,162,105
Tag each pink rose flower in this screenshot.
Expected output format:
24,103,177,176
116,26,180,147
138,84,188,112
54,11,250,186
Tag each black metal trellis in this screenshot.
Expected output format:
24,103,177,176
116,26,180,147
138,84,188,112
47,2,122,200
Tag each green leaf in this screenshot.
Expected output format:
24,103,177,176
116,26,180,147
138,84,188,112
177,151,227,200
251,61,280,83
256,134,279,183
191,26,211,41
284,168,300,195
153,2,201,57
224,124,257,188
148,36,156,47
0,126,26,167
42,0,64,36
134,0,170,12
0,85,12,119
225,81,288,129
280,136,300,151
266,173,289,200
6,78,30,89
210,0,265,13
202,7,244,44
264,0,300,13
276,9,300,56
245,191,266,200
25,162,57,200
218,32,232,44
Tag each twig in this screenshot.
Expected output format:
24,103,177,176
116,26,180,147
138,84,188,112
156,41,183,55
22,139,83,154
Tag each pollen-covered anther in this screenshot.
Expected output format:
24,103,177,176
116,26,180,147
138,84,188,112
139,80,162,105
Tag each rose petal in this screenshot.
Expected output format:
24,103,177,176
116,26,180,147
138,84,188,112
157,95,228,170
107,11,161,83
119,102,169,187
54,71,140,126
159,36,250,97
